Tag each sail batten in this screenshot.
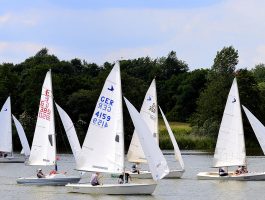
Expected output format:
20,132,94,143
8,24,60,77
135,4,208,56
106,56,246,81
213,78,246,168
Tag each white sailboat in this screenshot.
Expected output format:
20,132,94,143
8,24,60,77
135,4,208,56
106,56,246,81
197,78,265,180
55,103,81,162
66,63,169,195
0,97,30,163
127,79,184,179
17,70,81,185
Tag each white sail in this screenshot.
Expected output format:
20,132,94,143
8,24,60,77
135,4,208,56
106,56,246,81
213,78,246,167
242,105,265,155
55,103,81,161
12,115,31,156
0,97,12,153
28,70,56,166
127,79,158,163
159,106,184,170
124,97,169,181
76,63,124,174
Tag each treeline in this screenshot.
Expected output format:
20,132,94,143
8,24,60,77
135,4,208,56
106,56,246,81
1,46,265,152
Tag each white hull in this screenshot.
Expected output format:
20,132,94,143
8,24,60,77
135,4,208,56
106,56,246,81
0,156,25,163
129,169,184,179
66,182,157,195
197,171,265,181
17,173,80,186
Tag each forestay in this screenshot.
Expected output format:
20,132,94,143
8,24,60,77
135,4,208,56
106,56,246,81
28,70,56,166
124,98,169,181
127,79,158,163
0,97,12,153
55,103,81,161
242,106,265,155
213,78,246,167
76,63,124,174
159,106,184,170
12,115,31,156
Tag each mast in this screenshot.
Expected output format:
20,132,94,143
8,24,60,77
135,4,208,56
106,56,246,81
49,69,57,170
9,96,13,156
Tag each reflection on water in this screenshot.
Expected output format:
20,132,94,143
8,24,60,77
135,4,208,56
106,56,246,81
1,153,265,200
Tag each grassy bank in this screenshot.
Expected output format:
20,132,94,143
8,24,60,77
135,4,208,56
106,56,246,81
159,120,215,151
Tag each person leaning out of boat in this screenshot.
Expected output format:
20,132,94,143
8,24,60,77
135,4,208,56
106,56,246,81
37,169,46,178
91,172,101,186
219,167,228,176
131,162,140,174
118,173,132,184
235,166,248,175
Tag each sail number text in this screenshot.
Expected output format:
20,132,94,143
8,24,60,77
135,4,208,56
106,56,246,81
38,89,51,121
92,96,113,128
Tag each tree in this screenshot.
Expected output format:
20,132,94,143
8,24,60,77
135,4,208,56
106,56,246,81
251,63,265,83
191,46,238,136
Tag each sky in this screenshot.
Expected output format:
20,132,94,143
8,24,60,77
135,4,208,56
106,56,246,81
1,0,265,70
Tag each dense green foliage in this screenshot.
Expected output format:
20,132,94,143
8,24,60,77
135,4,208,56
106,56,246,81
2,49,207,152
1,46,265,152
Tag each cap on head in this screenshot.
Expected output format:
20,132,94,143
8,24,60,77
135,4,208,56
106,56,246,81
38,168,42,171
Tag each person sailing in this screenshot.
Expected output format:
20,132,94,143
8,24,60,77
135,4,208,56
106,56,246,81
37,169,46,178
219,167,228,176
118,173,132,184
90,172,101,186
131,162,140,174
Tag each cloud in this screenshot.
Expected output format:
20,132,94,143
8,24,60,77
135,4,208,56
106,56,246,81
0,41,45,63
1,0,265,69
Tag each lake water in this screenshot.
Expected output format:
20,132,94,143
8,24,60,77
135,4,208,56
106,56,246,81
2,153,265,200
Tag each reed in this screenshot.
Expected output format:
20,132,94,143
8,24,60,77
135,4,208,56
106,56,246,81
159,120,215,150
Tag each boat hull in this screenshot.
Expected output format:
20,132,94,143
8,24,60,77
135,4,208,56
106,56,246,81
66,183,157,195
0,157,25,163
17,174,81,186
129,169,184,179
197,172,265,181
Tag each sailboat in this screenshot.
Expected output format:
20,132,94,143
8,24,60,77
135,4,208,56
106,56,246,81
17,70,81,185
0,96,30,163
66,63,169,195
197,78,265,180
127,79,184,179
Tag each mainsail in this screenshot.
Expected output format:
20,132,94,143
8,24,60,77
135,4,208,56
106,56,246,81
0,97,12,153
213,78,246,167
127,79,158,163
124,97,169,180
76,63,124,174
28,70,56,166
